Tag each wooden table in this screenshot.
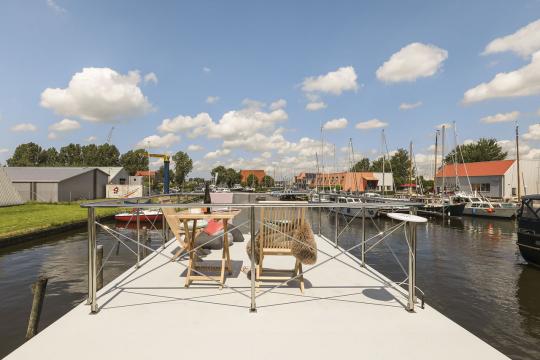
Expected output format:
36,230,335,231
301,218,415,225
174,209,241,288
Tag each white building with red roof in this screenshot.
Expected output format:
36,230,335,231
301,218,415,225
435,159,540,199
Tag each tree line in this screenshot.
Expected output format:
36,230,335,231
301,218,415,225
7,142,194,186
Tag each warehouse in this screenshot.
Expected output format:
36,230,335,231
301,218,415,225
435,159,540,199
0,167,24,206
6,167,109,202
98,167,129,184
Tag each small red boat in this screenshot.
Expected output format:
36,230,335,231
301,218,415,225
114,209,163,222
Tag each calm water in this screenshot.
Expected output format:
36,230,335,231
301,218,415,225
1,210,539,359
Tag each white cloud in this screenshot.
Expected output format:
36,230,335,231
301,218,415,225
136,133,180,149
301,66,358,95
463,139,475,145
207,108,287,140
269,99,287,110
86,136,97,143
187,144,204,152
143,72,158,84
323,118,348,130
497,139,540,160
40,67,153,122
203,67,211,73
241,98,266,109
0,148,8,154
158,113,213,134
49,118,80,132
399,101,423,110
261,151,272,159
204,148,231,159
523,124,540,140
480,111,520,124
305,101,327,111
376,43,448,83
11,123,37,132
48,132,58,140
223,129,290,152
206,96,220,104
355,119,388,130
47,0,66,13
463,51,540,103
483,19,540,58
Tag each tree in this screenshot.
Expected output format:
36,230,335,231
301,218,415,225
96,143,120,166
120,149,149,175
41,147,59,166
351,158,370,172
81,144,100,166
225,168,241,187
370,148,413,188
173,151,193,186
211,166,227,184
444,138,507,164
261,175,274,188
7,142,43,166
246,174,259,187
58,143,83,166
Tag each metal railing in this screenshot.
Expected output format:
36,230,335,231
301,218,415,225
82,193,425,314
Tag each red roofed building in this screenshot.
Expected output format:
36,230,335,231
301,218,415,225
135,170,156,177
434,159,540,199
240,170,265,185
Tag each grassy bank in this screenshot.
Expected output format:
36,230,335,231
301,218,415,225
0,202,120,241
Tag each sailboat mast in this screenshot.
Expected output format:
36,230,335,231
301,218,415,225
382,130,385,196
409,141,413,196
433,130,439,194
441,125,446,197
516,123,521,200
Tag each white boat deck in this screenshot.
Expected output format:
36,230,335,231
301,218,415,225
7,234,508,359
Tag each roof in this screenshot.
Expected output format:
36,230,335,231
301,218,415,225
5,167,108,183
435,160,515,178
240,170,266,181
135,170,156,176
0,168,23,206
97,167,126,179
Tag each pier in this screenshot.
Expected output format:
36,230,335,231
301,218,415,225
5,198,508,359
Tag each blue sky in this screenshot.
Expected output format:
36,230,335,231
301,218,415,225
1,0,540,178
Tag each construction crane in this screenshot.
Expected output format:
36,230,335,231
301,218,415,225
106,126,115,144
145,153,171,194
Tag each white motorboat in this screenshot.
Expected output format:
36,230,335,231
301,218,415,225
453,192,517,219
330,196,378,218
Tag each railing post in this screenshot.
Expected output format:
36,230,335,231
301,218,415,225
318,200,322,236
361,207,366,267
334,207,338,248
249,206,257,313
136,206,141,268
407,207,417,312
86,208,94,305
89,207,98,313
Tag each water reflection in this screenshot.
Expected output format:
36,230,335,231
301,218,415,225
0,213,539,359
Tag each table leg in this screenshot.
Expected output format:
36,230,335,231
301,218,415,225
183,220,193,287
224,220,232,274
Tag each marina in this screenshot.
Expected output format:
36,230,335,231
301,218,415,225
0,194,539,359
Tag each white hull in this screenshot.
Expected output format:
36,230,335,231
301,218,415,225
462,206,516,219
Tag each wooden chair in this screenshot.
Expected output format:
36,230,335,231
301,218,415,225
256,201,308,292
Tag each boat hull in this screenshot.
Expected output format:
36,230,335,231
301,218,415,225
463,206,516,219
115,213,163,222
517,231,540,267
418,203,465,217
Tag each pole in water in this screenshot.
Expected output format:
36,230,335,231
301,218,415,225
26,277,48,340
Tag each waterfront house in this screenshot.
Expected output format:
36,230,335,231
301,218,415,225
240,169,266,184
298,171,394,192
435,159,540,199
5,167,109,202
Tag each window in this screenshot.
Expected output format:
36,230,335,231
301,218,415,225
119,178,126,185
481,183,490,192
512,187,517,196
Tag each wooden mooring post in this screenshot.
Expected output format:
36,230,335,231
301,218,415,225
25,277,48,340
96,245,104,291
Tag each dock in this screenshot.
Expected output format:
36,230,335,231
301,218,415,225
6,230,508,359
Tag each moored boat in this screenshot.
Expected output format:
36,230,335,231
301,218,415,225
517,195,540,267
453,192,517,219
115,209,163,222
330,196,378,218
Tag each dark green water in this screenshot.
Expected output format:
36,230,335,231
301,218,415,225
0,211,539,359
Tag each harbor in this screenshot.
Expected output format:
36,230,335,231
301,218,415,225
0,194,539,359
2,2,540,359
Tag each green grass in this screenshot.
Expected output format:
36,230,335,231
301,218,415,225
0,202,120,240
